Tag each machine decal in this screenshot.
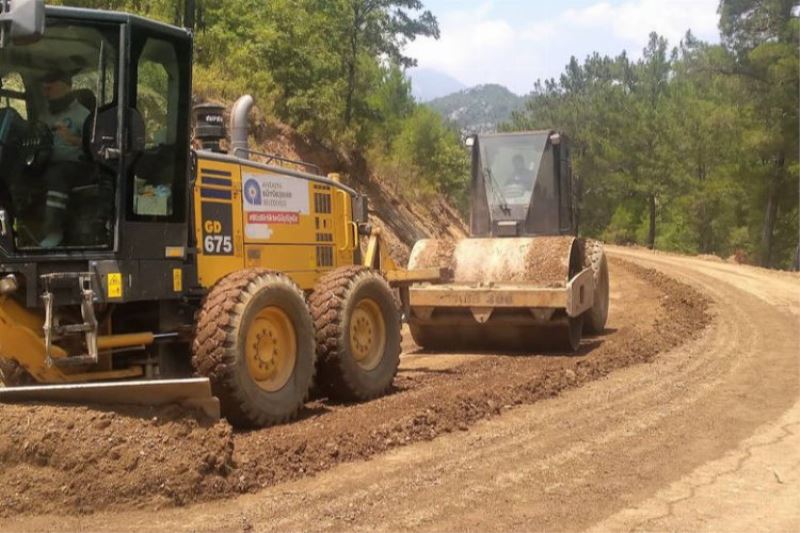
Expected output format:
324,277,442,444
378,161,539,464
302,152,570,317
107,273,123,299
172,268,183,292
201,202,234,256
242,172,309,239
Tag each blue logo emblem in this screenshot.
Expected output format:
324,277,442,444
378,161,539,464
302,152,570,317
244,178,262,206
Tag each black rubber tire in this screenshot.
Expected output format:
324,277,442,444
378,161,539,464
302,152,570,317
309,266,401,401
583,239,610,334
409,323,449,351
561,315,584,353
192,269,315,428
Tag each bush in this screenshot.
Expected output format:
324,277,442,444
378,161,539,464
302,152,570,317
371,106,469,213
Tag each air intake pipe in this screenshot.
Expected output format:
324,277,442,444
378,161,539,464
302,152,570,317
230,94,254,160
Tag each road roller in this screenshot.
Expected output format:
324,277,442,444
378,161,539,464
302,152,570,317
407,131,610,352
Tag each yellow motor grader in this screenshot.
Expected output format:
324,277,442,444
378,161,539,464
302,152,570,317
0,1,438,427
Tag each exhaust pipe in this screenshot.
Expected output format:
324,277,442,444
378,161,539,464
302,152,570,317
230,94,254,159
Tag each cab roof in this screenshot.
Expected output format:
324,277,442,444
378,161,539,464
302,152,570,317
45,5,191,40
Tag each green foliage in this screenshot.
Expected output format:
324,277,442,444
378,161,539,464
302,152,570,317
51,0,797,268
602,204,640,245
508,2,799,269
371,106,469,213
50,0,171,19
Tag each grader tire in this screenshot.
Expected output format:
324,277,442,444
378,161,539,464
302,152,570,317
192,269,315,428
583,239,610,334
310,266,401,401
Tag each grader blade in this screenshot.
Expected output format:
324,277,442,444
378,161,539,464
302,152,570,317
0,378,220,421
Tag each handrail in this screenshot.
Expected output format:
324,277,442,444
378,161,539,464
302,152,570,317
0,88,25,99
232,147,321,176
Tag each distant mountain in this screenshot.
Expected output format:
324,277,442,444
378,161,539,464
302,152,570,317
408,68,468,102
426,84,527,133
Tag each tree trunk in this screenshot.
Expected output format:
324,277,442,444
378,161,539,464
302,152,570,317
344,7,360,126
759,173,779,267
573,174,582,236
647,193,657,250
345,55,356,125
699,202,712,253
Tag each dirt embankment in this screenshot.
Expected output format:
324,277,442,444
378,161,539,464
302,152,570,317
0,405,234,515
0,259,710,518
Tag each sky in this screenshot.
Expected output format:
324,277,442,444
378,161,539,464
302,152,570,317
405,0,722,94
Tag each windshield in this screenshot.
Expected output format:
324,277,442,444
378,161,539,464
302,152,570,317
0,20,118,251
480,132,548,209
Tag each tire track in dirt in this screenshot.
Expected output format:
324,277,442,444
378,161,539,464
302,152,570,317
580,248,800,533
0,257,709,523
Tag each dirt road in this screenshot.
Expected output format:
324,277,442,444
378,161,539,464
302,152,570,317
1,248,798,532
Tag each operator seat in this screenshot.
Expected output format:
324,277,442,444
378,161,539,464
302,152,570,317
63,97,120,247
72,89,97,117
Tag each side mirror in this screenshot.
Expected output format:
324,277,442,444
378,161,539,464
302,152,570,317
0,0,45,47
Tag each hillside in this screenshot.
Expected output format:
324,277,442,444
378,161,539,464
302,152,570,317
427,84,526,133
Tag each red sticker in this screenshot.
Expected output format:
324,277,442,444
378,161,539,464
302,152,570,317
247,211,300,225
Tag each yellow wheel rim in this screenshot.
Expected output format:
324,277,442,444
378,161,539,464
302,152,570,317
245,307,297,392
349,298,386,371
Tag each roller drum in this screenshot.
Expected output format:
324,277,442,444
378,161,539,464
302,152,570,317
408,236,585,352
409,236,578,287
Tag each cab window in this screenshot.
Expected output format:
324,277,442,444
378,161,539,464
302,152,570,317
0,21,119,251
130,35,188,221
0,73,28,119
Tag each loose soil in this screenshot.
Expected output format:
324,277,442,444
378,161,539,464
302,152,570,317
408,239,457,280
0,258,709,518
520,236,574,286
450,236,574,286
410,236,575,287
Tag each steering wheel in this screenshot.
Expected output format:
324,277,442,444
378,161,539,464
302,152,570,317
20,120,53,172
0,108,52,172
503,182,527,200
